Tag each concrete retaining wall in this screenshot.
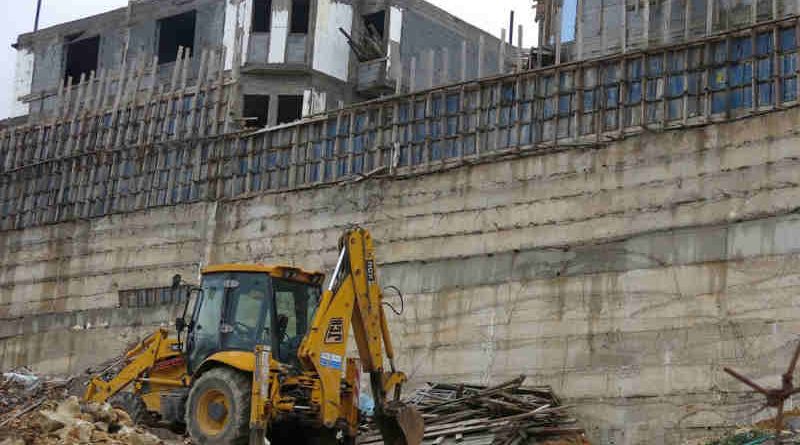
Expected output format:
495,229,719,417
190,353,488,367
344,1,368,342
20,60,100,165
3,106,800,444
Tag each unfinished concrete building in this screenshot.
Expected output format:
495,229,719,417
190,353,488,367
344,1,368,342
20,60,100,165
538,0,800,63
9,0,505,127
3,1,800,444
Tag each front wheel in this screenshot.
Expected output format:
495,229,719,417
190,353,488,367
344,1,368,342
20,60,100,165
185,367,252,445
109,391,147,425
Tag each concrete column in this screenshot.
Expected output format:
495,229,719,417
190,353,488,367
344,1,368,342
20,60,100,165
706,0,714,35
685,0,692,41
517,24,524,71
537,16,544,67
426,49,435,89
599,1,606,56
410,56,417,92
622,0,628,53
395,59,404,94
500,28,507,74
478,35,485,78
461,41,468,81
576,0,584,60
664,0,672,44
442,47,450,85
268,93,279,126
644,0,651,45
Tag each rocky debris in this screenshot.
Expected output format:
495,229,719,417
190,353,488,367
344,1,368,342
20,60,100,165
0,396,170,445
1,369,184,445
0,369,71,419
359,375,590,445
688,410,800,445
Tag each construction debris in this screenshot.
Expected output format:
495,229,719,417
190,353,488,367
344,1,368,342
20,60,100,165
0,368,72,423
339,26,385,62
724,342,800,434
690,429,800,445
359,376,588,445
0,395,172,445
3,369,585,444
0,369,182,445
687,409,800,445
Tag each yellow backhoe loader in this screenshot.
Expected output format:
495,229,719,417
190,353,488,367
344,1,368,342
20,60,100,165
83,227,423,445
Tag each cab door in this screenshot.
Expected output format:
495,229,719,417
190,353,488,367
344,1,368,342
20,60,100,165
219,272,273,353
187,272,273,373
187,273,225,373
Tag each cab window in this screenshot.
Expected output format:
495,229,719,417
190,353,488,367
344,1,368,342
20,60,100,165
189,273,225,371
224,273,271,351
274,278,320,363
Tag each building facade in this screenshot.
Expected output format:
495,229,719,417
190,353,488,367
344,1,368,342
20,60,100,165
9,0,507,128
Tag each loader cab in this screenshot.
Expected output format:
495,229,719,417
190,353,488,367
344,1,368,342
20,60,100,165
185,265,324,374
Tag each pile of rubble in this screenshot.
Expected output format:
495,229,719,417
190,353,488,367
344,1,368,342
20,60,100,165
360,375,589,445
0,370,180,445
0,396,169,445
1,369,72,419
0,396,166,445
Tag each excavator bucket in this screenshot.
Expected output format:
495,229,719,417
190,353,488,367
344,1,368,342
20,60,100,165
375,402,425,445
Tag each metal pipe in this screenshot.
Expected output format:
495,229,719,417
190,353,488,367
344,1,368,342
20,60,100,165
34,0,43,32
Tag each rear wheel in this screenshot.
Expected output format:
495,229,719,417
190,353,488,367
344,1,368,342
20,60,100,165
185,368,251,445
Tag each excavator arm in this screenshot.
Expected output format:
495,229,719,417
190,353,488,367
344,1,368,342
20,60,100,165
297,228,423,445
84,328,187,405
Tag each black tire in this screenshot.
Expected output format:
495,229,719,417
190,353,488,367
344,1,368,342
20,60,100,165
109,391,147,425
185,367,251,445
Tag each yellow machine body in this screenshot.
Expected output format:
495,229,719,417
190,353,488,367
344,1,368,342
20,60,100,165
83,230,422,445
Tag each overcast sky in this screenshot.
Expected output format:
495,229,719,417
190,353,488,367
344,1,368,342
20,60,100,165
0,0,538,119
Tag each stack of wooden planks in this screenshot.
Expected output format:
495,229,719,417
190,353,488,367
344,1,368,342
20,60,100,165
358,375,588,445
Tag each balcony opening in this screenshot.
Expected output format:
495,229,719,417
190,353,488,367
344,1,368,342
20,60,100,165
290,0,310,34
363,11,386,41
253,0,272,33
277,95,303,124
243,95,270,127
158,10,196,64
64,36,100,84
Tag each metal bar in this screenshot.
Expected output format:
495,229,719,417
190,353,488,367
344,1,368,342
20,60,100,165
724,367,771,395
327,247,347,291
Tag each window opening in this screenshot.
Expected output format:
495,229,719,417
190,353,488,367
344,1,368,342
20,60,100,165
290,0,310,34
158,10,197,64
277,95,303,124
253,0,272,32
363,11,386,40
64,36,100,84
243,95,270,127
